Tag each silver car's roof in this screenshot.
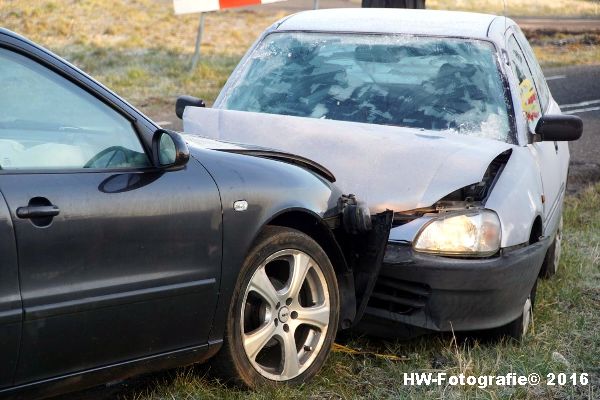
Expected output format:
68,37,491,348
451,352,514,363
275,8,514,43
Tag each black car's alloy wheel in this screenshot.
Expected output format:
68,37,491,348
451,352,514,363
213,226,339,387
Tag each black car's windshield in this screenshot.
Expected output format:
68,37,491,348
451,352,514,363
221,32,512,142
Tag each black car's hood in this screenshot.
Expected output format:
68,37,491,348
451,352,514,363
183,134,336,183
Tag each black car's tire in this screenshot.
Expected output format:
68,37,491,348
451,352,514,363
540,217,563,279
212,226,339,388
494,279,537,341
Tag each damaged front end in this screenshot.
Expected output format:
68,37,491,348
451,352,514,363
180,109,545,337
330,194,394,330
350,149,547,338
389,150,511,250
327,150,519,335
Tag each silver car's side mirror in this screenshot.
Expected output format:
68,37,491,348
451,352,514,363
175,95,205,119
534,115,583,142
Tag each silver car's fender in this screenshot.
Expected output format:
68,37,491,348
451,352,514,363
486,146,544,247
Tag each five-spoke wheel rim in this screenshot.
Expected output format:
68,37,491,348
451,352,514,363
241,249,330,381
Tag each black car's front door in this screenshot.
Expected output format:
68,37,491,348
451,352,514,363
0,47,223,384
0,193,21,389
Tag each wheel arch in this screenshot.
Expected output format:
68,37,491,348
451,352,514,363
529,214,555,280
262,208,356,331
529,215,543,244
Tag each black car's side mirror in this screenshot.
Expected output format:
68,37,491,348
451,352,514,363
534,115,583,142
152,129,189,171
175,95,205,119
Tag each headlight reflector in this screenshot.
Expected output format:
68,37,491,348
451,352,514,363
413,210,501,256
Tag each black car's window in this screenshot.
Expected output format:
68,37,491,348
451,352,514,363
0,48,150,170
507,35,542,133
222,33,513,143
513,27,550,111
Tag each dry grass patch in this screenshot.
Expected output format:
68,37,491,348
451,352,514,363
525,30,600,68
2,0,283,55
1,0,284,121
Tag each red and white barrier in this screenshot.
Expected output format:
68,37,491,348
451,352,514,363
174,0,285,14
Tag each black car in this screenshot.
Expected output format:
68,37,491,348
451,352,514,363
0,29,388,398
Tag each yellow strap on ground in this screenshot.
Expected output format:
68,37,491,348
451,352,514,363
331,343,408,362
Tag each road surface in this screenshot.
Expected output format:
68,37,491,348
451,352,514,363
545,65,600,191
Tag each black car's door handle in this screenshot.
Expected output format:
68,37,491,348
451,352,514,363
16,205,60,219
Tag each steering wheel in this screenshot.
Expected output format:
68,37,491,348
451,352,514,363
84,146,131,169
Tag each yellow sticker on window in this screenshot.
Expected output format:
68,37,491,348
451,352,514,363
519,78,541,122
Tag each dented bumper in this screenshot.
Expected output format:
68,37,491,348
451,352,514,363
354,238,550,338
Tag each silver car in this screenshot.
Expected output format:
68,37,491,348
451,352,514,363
179,8,582,340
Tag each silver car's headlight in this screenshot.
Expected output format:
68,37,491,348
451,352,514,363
413,210,501,257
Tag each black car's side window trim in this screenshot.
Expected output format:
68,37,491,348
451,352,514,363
0,43,141,124
0,39,157,150
0,43,159,173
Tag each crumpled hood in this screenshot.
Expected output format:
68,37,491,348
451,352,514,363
183,134,337,183
183,108,513,212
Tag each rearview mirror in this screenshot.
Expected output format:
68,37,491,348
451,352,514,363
152,129,189,171
175,95,205,119
535,115,583,142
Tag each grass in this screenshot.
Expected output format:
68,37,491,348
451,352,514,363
1,2,599,398
525,30,600,68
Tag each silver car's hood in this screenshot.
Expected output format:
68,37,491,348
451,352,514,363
183,108,513,212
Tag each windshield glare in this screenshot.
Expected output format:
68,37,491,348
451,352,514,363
221,33,512,143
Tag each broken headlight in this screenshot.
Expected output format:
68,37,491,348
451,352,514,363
413,210,501,257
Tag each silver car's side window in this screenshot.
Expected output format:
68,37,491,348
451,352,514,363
507,36,542,133
0,48,150,171
512,28,550,112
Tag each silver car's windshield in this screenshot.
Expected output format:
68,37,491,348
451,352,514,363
220,32,513,142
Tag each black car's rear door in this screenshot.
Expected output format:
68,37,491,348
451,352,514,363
0,47,223,384
0,192,21,389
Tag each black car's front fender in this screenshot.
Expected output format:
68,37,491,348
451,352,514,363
190,148,346,341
